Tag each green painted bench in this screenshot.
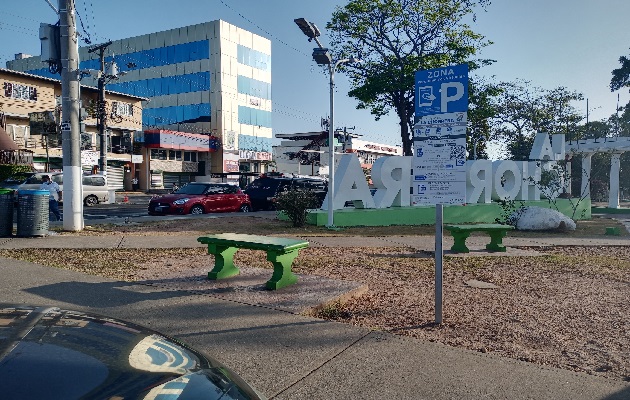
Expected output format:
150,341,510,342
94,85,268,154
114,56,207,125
444,224,514,253
197,233,309,290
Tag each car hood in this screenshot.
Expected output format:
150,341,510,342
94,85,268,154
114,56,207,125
151,194,202,203
0,304,264,399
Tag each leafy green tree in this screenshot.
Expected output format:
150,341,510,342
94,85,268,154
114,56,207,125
467,78,502,159
610,50,630,92
327,0,492,156
620,103,630,136
490,80,583,160
609,100,630,137
576,120,613,140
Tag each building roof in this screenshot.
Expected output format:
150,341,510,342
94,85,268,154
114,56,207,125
0,68,148,101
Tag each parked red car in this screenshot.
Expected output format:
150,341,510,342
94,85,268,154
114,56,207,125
148,183,252,215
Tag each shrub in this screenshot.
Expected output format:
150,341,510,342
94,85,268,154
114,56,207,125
0,164,34,182
275,188,321,227
494,198,525,226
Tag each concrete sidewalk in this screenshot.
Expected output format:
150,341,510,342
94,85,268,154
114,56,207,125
1,233,629,399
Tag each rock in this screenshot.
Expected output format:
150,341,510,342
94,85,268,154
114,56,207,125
511,206,576,231
465,280,498,289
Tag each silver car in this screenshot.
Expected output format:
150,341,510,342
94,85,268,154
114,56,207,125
7,172,109,207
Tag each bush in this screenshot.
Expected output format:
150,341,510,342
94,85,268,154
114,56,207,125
275,188,321,227
0,164,34,182
494,198,524,226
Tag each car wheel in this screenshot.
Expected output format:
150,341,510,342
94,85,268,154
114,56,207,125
84,195,98,207
190,205,204,215
240,204,251,213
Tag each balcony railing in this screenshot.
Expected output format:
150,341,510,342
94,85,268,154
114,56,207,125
0,149,33,165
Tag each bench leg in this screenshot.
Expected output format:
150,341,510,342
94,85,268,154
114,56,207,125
206,244,240,280
265,250,299,290
486,231,508,252
450,231,471,253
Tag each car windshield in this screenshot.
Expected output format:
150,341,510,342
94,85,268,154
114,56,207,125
173,184,207,195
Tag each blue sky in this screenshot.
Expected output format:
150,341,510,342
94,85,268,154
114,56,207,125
1,0,629,148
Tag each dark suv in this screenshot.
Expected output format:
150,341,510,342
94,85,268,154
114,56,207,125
245,175,327,211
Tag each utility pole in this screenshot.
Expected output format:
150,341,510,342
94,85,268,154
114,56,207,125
88,41,112,178
341,126,355,152
59,0,83,231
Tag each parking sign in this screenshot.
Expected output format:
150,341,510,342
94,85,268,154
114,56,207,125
412,64,468,206
415,64,469,118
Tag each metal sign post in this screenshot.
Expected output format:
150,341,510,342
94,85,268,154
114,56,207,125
435,203,443,324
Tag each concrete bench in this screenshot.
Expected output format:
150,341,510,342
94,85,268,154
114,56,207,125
444,224,514,253
197,233,309,290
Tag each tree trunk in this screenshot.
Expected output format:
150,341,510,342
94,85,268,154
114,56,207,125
395,96,413,156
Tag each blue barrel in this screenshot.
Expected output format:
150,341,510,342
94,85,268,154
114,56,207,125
17,189,49,237
0,189,14,237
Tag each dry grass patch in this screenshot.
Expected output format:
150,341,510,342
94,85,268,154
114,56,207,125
3,215,630,382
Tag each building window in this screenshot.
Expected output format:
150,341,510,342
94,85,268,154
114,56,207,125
3,82,37,101
150,149,167,160
237,75,271,100
365,153,378,164
168,150,182,160
183,151,197,162
237,106,272,128
237,45,271,71
112,101,134,116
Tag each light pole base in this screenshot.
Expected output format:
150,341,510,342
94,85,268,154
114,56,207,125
325,225,342,231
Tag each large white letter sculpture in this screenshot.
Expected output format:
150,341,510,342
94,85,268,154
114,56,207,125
466,160,492,204
371,156,411,208
325,133,568,209
321,154,375,210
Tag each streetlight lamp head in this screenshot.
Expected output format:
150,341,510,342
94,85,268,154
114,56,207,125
312,48,332,65
294,18,321,40
349,56,363,64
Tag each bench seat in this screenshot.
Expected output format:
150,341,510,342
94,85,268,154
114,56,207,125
197,233,309,290
444,224,514,253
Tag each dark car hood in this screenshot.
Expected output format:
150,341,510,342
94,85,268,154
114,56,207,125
0,305,264,399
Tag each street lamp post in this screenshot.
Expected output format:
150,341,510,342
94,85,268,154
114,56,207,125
295,18,360,228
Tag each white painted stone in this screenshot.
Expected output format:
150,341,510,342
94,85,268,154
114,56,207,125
465,280,498,289
511,206,576,231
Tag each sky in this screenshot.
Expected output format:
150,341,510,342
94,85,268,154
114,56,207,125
1,0,629,149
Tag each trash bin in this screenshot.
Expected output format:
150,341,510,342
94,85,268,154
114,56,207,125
0,189,14,237
17,189,49,237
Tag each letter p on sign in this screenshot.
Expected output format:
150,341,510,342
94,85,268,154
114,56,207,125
440,82,465,113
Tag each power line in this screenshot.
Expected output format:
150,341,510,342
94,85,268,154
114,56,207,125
218,0,309,57
2,10,43,23
75,7,92,44
0,22,39,35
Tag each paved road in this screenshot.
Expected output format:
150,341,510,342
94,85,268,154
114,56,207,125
10,192,273,223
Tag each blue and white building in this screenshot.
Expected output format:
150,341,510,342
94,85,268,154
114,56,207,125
7,20,273,182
